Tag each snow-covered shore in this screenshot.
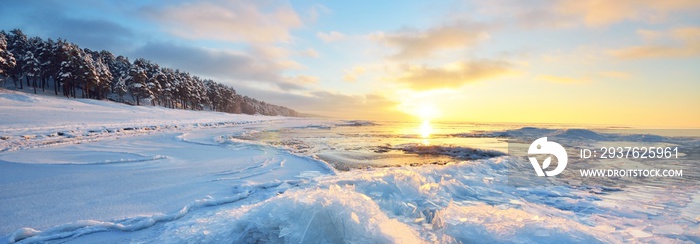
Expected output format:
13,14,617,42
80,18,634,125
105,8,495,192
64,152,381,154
1,89,699,243
0,89,337,242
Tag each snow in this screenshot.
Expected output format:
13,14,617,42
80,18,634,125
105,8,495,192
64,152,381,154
0,129,336,242
0,89,336,242
0,88,291,152
1,89,699,243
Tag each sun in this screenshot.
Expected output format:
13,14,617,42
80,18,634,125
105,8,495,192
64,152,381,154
416,104,439,120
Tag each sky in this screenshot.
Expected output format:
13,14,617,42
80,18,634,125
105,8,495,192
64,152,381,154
1,0,699,128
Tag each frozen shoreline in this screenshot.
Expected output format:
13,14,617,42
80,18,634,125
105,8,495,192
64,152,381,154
1,89,699,243
0,89,337,242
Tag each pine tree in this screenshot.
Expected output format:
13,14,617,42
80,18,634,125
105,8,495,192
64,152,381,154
0,32,16,85
57,42,78,98
89,50,112,99
127,58,149,105
106,55,131,102
23,37,43,93
0,28,299,117
37,38,57,93
7,29,28,89
160,67,176,108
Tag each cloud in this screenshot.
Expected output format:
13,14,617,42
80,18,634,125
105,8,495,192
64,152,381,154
306,4,331,23
475,0,700,28
539,71,630,83
610,26,700,59
235,86,409,120
281,75,319,90
637,29,663,42
554,0,700,27
44,18,134,51
672,27,700,41
342,66,366,82
317,31,345,42
299,48,319,58
372,22,489,60
396,60,512,90
538,75,587,83
598,71,632,79
610,45,700,59
131,41,311,90
144,0,302,43
0,1,135,52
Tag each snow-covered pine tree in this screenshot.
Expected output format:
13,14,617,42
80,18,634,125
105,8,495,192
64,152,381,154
56,41,84,98
0,28,299,117
127,58,149,105
37,38,57,93
160,67,177,108
0,32,16,85
7,29,29,89
88,50,112,99
23,37,43,93
107,55,131,102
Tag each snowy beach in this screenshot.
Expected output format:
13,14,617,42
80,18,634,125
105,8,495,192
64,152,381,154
1,89,699,243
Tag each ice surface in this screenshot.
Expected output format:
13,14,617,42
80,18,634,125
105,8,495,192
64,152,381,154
0,150,166,165
117,155,697,243
156,186,423,243
394,143,506,160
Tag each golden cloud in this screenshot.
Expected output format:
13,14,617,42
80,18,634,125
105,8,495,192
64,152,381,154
538,75,588,83
396,60,512,90
342,66,366,82
476,0,700,28
283,75,319,87
555,0,700,27
147,0,302,43
299,48,320,58
598,71,632,79
610,26,700,59
372,22,490,60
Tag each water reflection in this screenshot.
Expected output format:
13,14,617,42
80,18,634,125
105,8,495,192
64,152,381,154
234,120,511,168
420,120,432,145
420,120,432,138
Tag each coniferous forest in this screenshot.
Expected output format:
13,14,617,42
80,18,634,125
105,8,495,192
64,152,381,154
0,29,298,117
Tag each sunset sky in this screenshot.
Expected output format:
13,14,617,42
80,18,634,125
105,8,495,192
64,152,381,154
2,0,699,127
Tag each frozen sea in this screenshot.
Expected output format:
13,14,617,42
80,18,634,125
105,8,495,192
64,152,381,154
1,89,699,243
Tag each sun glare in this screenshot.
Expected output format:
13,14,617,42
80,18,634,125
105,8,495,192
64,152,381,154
416,104,439,120
420,120,433,138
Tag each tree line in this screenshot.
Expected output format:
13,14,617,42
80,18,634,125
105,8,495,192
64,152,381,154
0,29,298,116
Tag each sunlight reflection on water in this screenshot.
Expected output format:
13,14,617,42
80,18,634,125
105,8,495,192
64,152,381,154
233,120,516,169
